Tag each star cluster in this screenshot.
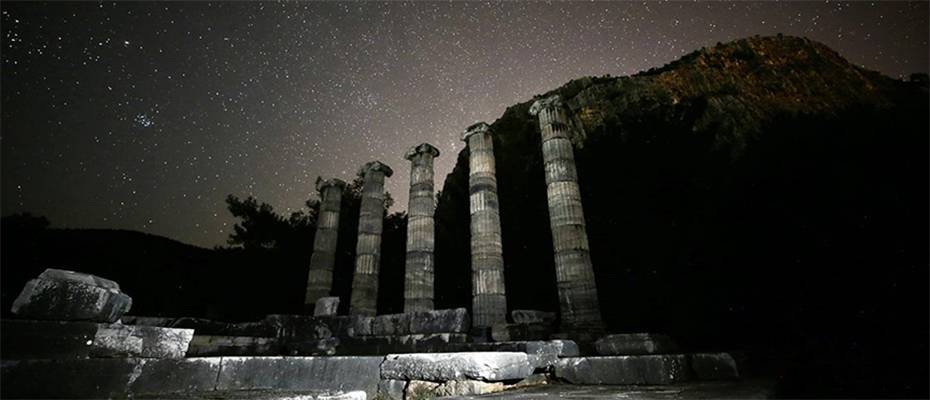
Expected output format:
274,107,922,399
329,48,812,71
2,1,927,247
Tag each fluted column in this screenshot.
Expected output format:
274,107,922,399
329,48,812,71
403,143,441,312
304,178,347,311
349,161,394,316
462,122,507,328
530,94,604,333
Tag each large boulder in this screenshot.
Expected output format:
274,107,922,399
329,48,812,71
381,352,534,381
11,269,132,323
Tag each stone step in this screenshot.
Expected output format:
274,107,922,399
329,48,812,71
336,333,469,355
381,352,535,382
593,333,679,355
1,356,382,399
1,319,193,359
490,322,554,342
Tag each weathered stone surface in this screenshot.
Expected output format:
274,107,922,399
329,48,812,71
447,340,579,369
371,313,410,336
553,355,691,385
337,333,468,355
187,335,279,356
130,358,223,395
381,352,534,382
265,314,338,355
690,353,740,380
0,357,221,398
594,333,678,355
406,379,505,398
92,324,194,358
491,322,554,342
409,308,470,334
1,319,192,359
511,310,557,324
437,380,775,399
216,356,383,399
11,269,132,323
377,379,406,400
314,297,341,317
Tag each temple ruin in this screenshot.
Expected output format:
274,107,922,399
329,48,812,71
1,98,751,399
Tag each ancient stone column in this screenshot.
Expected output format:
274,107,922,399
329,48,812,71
304,178,347,311
403,143,441,312
529,94,605,333
462,122,507,328
349,161,394,316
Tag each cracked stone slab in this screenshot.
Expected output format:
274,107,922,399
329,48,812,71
381,352,534,382
11,269,132,323
553,355,691,385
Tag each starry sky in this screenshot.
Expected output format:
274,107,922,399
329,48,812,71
2,1,927,248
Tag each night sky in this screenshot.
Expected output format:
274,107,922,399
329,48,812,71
2,2,927,247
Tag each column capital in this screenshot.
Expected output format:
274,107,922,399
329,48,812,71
462,122,491,142
315,177,347,192
359,160,394,177
404,143,441,160
529,94,563,116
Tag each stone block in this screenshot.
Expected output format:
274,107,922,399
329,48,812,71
371,313,411,336
381,352,534,382
11,269,132,323
594,333,678,355
553,355,691,385
92,324,193,358
406,379,505,398
377,379,406,400
314,297,341,317
511,309,557,324
186,335,279,356
447,340,579,369
265,314,338,355
408,307,470,334
1,319,192,359
216,356,383,399
129,358,222,395
0,357,220,398
490,322,553,342
690,352,740,380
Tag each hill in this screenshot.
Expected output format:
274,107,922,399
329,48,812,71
433,35,927,397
